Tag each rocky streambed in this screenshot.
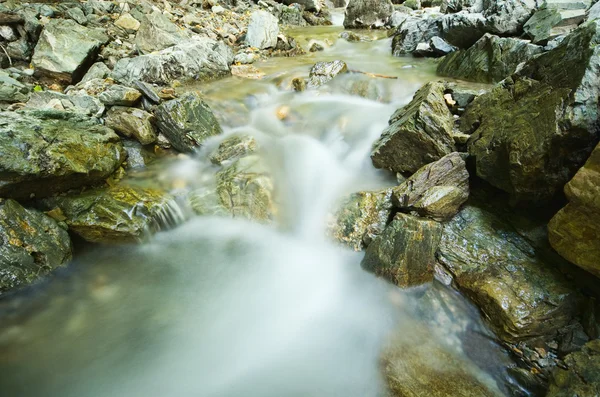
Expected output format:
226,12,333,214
1,0,600,396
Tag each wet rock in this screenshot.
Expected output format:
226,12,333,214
31,19,109,84
548,141,600,278
80,62,111,84
209,134,257,165
115,13,140,32
441,0,476,13
155,93,223,153
40,185,181,244
344,0,394,28
135,11,189,54
112,37,233,85
437,204,580,341
339,31,371,42
329,188,393,251
393,152,469,221
309,42,324,52
523,7,564,44
0,110,124,199
362,212,442,287
307,60,348,88
0,72,29,103
279,5,307,26
371,81,455,174
392,16,441,55
461,21,600,203
546,340,600,397
0,199,72,296
97,84,142,106
245,10,279,49
25,91,105,118
482,0,536,36
430,36,457,55
105,107,157,145
437,34,543,83
441,12,487,48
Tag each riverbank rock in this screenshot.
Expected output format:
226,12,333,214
111,37,233,85
362,213,442,287
392,152,469,221
329,188,393,251
546,339,600,397
135,11,189,54
31,19,109,84
245,10,279,49
0,199,72,296
155,93,223,153
105,107,157,145
40,185,181,244
392,16,441,55
482,0,536,35
548,142,600,278
437,204,580,341
371,81,455,174
0,111,125,199
523,7,564,44
344,0,394,28
461,21,600,203
0,72,29,103
307,60,348,88
441,12,487,49
437,34,543,83
25,91,105,118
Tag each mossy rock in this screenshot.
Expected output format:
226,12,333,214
547,339,600,397
0,199,72,295
0,110,125,199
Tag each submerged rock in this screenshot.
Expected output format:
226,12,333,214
245,10,279,49
307,60,348,88
362,213,442,287
112,38,233,85
40,185,181,244
135,11,189,54
437,34,543,83
329,188,393,251
0,111,124,199
371,81,455,174
462,21,600,203
105,107,157,145
547,339,600,397
548,141,600,278
0,199,72,296
31,19,109,83
209,134,257,166
155,93,223,153
393,152,469,221
344,0,394,28
437,205,580,341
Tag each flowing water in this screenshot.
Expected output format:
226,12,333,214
0,27,517,396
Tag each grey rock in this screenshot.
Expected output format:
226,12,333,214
283,0,321,12
0,71,29,103
482,0,536,35
588,1,600,21
209,134,257,165
371,81,455,174
155,93,223,153
0,199,72,296
97,84,142,106
523,7,564,44
105,106,157,145
430,36,457,55
135,11,189,54
344,0,394,28
31,19,109,84
440,0,476,13
392,16,441,55
80,62,111,83
245,10,279,49
67,7,87,25
307,60,348,88
112,38,233,85
441,12,487,48
134,81,161,104
25,91,105,118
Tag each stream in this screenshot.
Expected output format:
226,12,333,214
0,25,522,397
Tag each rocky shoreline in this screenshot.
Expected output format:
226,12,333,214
1,0,600,396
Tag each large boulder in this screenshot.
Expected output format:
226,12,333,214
25,91,105,118
31,19,109,84
135,11,189,54
344,0,394,28
461,21,600,203
0,199,72,296
392,152,469,221
523,7,564,44
245,10,279,49
546,339,600,397
437,34,543,83
0,111,125,199
440,0,477,13
548,141,600,278
482,0,537,35
155,93,223,153
111,38,233,85
440,12,487,49
40,185,181,244
437,204,580,341
392,16,442,55
328,188,393,251
362,213,442,287
371,81,455,174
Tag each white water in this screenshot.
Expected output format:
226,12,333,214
0,31,513,397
